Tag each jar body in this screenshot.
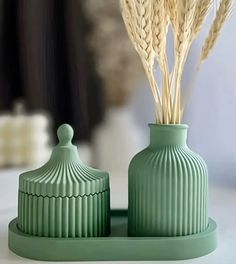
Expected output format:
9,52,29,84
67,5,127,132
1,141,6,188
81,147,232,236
18,190,110,238
128,124,208,237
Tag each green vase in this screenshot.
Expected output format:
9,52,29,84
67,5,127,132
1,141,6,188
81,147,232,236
128,124,208,237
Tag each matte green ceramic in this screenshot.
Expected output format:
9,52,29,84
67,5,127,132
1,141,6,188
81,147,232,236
18,124,110,238
128,124,208,237
8,210,217,261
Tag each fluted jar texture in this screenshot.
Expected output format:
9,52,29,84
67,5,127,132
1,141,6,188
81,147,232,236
128,124,208,237
17,124,110,238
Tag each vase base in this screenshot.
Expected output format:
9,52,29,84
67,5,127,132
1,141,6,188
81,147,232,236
8,210,217,261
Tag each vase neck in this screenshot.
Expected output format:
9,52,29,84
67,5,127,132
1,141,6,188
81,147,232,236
149,124,188,147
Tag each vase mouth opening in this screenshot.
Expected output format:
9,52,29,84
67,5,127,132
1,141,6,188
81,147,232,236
148,123,188,130
148,123,188,146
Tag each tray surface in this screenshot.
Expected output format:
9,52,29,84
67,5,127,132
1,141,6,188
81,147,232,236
8,210,217,261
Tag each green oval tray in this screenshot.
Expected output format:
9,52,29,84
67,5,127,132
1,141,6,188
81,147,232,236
8,210,217,261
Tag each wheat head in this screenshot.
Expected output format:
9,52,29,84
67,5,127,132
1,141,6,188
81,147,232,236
201,0,233,61
135,0,155,68
120,0,139,52
120,0,162,120
166,0,178,31
152,0,168,63
192,0,214,38
175,0,196,57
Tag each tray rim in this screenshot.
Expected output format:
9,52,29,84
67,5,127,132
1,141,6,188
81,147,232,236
8,210,217,261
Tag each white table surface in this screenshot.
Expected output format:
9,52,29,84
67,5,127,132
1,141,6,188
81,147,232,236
0,169,236,264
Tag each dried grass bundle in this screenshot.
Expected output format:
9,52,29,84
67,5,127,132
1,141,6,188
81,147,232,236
121,0,233,123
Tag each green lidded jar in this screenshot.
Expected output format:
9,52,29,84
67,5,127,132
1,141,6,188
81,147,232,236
128,124,208,237
18,124,110,238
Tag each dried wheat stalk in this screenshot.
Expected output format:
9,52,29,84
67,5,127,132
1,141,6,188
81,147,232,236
152,0,170,123
152,0,168,62
182,0,233,115
120,0,138,52
201,0,233,61
172,0,197,123
120,0,233,124
121,0,162,121
192,0,214,38
166,0,178,31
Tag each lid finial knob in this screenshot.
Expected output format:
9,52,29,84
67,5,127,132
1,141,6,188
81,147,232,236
57,124,74,146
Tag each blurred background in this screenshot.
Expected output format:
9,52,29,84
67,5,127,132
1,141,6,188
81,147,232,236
0,0,236,210
0,1,235,263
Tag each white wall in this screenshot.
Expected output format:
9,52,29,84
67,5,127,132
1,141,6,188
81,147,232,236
186,7,236,184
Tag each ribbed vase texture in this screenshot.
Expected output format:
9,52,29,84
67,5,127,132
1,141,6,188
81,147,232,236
128,124,208,237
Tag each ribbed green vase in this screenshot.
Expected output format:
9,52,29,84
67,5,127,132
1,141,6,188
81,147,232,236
128,124,208,237
18,124,110,238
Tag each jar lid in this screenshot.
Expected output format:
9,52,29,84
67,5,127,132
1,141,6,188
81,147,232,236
19,124,109,197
